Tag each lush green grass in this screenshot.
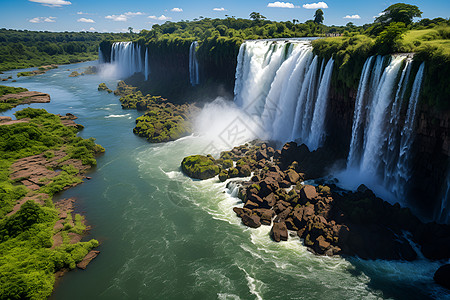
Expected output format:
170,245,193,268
0,107,104,299
400,26,450,56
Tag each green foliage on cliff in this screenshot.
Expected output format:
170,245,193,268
0,29,129,71
312,35,375,91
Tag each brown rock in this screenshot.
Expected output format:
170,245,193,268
254,208,275,225
77,250,100,270
233,207,251,218
244,200,260,210
286,169,300,184
315,235,331,253
241,214,261,228
263,193,277,207
300,185,318,203
270,221,288,242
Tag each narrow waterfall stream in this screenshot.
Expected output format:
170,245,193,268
189,41,200,86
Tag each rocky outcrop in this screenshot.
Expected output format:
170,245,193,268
181,155,220,180
0,91,50,110
77,250,100,270
182,141,450,260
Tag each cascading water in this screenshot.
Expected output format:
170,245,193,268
435,167,450,223
234,40,334,150
344,54,425,203
98,46,104,64
110,42,144,78
144,48,150,81
189,41,200,86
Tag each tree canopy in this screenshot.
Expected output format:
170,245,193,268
375,3,422,25
314,9,324,24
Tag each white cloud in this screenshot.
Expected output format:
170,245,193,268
77,11,85,15
124,12,144,16
213,7,226,11
171,8,183,12
148,15,172,21
105,14,127,22
373,12,386,19
302,2,328,9
29,16,56,23
78,17,95,23
89,27,96,31
28,0,71,7
267,2,296,8
343,14,361,19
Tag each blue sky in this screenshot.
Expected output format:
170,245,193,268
0,0,449,32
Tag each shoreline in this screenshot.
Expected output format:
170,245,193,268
0,86,104,298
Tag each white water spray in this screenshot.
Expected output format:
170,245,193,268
110,42,144,78
234,40,334,150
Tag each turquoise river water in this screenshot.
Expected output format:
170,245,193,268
1,62,449,300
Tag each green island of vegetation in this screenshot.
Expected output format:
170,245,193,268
104,81,198,143
0,104,104,299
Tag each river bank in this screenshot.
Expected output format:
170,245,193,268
0,84,104,298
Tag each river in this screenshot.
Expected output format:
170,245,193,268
1,62,448,300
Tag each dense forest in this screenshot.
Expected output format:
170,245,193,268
0,29,129,71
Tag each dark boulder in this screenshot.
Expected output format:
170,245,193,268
434,264,450,290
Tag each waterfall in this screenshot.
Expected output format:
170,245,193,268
234,40,334,150
435,168,450,223
144,48,150,81
347,56,375,167
344,54,425,202
110,42,144,78
98,46,104,64
189,41,200,86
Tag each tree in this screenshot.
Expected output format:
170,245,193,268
375,22,407,54
250,12,266,21
314,9,324,24
375,3,422,25
128,27,133,34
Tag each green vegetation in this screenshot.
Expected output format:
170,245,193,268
181,155,220,180
310,3,449,109
0,29,129,71
0,85,27,96
98,83,112,93
0,85,29,111
119,91,194,143
0,106,104,298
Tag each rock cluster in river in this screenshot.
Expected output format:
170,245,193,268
182,141,450,261
112,82,199,143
